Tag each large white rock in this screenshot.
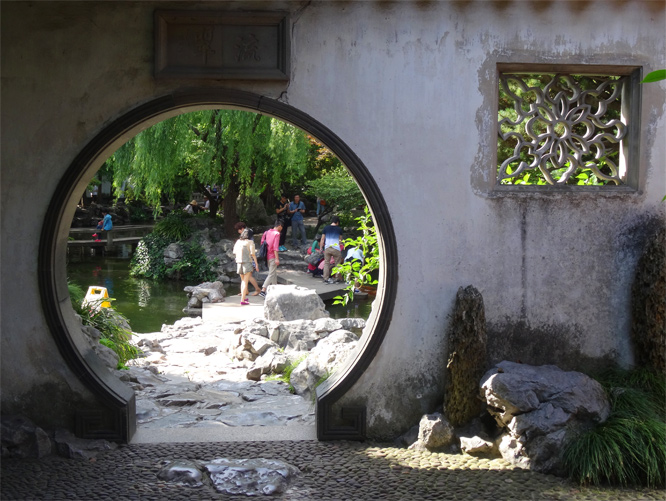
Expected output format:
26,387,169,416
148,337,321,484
263,285,329,321
290,330,358,400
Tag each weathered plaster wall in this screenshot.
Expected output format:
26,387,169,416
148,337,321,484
2,1,664,438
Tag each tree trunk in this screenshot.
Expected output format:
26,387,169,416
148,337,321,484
223,183,239,237
313,206,334,234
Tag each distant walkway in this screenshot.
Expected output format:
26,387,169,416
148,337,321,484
2,440,661,500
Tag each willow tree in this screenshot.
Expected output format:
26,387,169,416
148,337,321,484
110,109,311,235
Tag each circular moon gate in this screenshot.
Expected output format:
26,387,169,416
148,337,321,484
39,89,398,442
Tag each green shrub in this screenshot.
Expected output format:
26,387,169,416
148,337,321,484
332,207,379,307
564,368,666,488
167,242,218,282
153,212,193,241
130,233,171,278
131,215,217,282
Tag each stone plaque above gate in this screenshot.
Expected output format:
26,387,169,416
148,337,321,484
155,11,290,80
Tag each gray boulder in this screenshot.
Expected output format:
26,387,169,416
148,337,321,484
54,429,117,460
409,413,455,451
163,243,184,265
290,330,358,400
1,415,52,459
183,281,226,313
157,460,205,487
480,361,610,475
264,285,329,321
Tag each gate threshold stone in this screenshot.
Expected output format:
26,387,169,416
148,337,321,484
131,424,317,444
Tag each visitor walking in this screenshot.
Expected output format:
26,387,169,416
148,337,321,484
233,225,259,305
235,222,262,296
288,194,307,247
320,215,343,283
259,220,283,297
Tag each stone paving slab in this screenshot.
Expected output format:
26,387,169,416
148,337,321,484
2,440,663,500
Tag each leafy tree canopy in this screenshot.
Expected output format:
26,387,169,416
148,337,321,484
108,109,313,234
304,165,364,214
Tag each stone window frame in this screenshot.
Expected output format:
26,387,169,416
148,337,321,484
492,63,643,195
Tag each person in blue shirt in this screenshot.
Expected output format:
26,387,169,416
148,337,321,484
288,194,308,248
320,215,344,283
100,210,113,245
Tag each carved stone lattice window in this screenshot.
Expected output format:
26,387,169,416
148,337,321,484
497,72,632,187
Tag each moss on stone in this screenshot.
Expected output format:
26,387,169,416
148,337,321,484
444,285,488,427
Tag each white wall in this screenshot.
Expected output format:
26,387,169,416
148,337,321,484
2,1,664,438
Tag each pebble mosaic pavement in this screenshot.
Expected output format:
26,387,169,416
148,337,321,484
2,440,663,500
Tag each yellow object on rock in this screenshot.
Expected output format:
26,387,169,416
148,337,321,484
83,286,111,309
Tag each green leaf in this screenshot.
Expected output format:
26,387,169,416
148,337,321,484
641,70,666,84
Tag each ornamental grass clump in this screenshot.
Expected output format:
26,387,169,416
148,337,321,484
265,355,308,393
153,212,193,241
563,368,666,488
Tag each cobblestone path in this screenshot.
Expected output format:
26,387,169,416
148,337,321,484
2,440,662,500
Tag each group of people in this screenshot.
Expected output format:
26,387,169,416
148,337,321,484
232,219,283,304
183,195,213,215
274,193,309,250
232,209,364,305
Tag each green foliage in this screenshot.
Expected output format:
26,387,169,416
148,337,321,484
110,110,313,229
125,203,152,223
564,368,666,488
170,242,218,282
332,207,379,307
641,69,666,83
153,212,193,241
130,233,172,279
130,230,216,283
304,166,365,214
68,281,140,369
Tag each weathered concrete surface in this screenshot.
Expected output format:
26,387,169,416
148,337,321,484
1,1,665,440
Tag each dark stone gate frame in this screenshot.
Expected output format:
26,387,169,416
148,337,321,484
39,89,398,443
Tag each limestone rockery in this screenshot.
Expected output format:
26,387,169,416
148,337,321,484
112,286,365,431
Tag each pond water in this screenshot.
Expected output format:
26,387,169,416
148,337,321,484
67,254,372,333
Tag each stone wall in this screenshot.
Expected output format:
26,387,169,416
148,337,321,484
1,1,664,439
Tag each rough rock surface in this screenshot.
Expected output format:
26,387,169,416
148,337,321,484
1,415,52,459
263,285,329,322
409,413,455,451
182,281,226,316
479,361,610,474
290,330,359,401
204,458,300,495
631,225,665,374
54,429,117,460
127,313,363,430
444,285,487,427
